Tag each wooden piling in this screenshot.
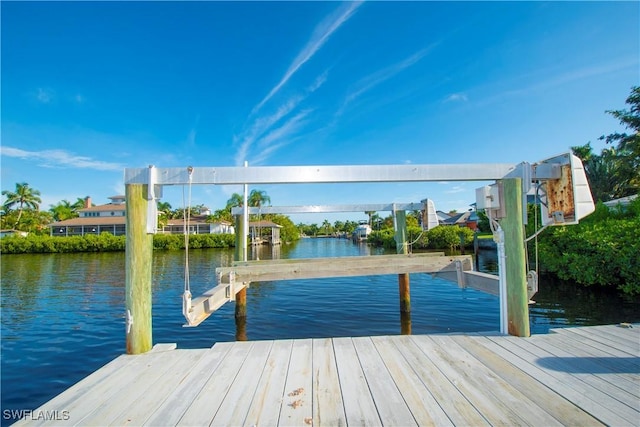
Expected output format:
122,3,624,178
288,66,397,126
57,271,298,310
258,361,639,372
394,210,411,315
234,215,243,263
233,215,248,323
500,178,530,337
125,184,153,354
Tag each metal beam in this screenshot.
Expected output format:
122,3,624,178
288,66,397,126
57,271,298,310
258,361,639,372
124,163,517,186
231,202,427,215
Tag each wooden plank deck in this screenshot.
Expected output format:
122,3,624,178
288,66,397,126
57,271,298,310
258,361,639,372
14,324,639,426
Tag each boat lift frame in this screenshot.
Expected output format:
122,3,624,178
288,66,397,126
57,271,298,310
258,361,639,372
123,154,594,354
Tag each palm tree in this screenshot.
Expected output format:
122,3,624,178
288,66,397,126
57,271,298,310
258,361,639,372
226,193,244,209
365,211,376,227
321,219,332,235
49,200,76,221
248,189,271,208
73,197,89,210
2,182,42,229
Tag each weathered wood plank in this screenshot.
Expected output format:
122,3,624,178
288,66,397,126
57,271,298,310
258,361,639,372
278,339,314,427
553,327,640,359
80,350,193,425
513,334,640,408
244,340,294,427
522,335,640,408
52,350,180,425
144,343,233,426
431,334,569,426
562,325,639,356
101,350,207,426
352,337,417,426
12,354,139,427
332,337,381,426
211,340,274,426
481,335,636,426
109,349,208,426
177,341,255,426
312,338,347,427
540,332,639,396
412,335,536,425
392,336,490,426
452,335,604,426
217,254,473,283
588,323,640,341
232,252,447,267
14,325,639,427
370,336,454,426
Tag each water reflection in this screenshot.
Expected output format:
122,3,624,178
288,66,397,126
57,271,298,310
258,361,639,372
1,239,639,423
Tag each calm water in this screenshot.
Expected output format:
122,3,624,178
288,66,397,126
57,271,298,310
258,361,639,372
1,238,638,424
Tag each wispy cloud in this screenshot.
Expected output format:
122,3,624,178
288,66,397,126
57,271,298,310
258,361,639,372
479,55,639,105
251,1,362,114
335,45,436,117
445,185,466,194
235,71,327,165
184,115,200,147
258,109,311,149
36,88,55,104
444,93,468,102
1,146,124,171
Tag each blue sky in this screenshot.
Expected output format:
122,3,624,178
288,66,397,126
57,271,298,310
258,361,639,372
2,1,638,224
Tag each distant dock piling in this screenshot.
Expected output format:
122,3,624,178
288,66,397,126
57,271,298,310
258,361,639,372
394,209,411,334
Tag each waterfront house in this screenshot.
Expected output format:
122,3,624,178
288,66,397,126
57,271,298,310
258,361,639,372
161,215,234,235
50,196,126,236
0,229,29,238
49,197,234,237
439,210,478,231
249,220,281,245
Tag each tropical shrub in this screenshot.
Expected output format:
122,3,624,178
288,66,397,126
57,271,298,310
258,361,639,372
0,232,236,254
537,199,640,295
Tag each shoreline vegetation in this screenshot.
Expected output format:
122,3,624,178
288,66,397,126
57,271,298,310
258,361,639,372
1,198,638,297
2,87,638,297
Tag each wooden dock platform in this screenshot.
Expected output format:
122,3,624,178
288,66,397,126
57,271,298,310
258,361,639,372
15,324,639,426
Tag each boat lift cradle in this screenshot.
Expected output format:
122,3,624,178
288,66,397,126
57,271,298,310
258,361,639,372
124,153,595,328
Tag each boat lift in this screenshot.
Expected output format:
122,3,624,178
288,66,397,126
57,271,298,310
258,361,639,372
123,152,594,353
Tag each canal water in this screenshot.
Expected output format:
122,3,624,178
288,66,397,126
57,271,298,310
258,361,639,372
1,238,638,423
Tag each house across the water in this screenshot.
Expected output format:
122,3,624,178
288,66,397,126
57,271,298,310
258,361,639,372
49,196,233,237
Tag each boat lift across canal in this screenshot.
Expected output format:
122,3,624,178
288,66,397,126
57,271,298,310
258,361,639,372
122,152,594,355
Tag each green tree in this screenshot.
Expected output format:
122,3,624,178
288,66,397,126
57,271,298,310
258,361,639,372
571,144,623,202
226,193,244,208
248,189,271,208
73,197,88,210
600,85,639,195
49,200,78,221
321,219,332,235
364,211,375,226
2,182,42,230
270,214,300,243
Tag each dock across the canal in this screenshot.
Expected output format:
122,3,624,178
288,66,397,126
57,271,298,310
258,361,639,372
13,323,639,426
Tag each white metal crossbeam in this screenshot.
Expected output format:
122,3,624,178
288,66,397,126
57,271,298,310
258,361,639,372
124,163,519,186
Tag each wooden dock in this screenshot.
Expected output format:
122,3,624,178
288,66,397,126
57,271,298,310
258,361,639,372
15,324,639,426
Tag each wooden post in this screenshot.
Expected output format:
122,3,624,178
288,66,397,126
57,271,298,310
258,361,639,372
233,215,248,326
234,215,243,262
394,210,411,317
125,184,153,354
500,178,530,337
